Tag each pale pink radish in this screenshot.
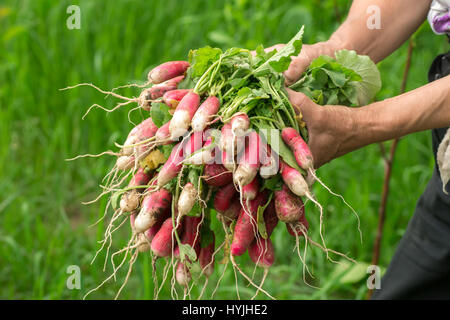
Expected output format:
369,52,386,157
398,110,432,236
176,262,191,286
173,216,202,259
120,168,151,213
138,78,182,110
231,191,267,256
230,113,250,136
116,155,135,170
191,96,220,132
248,238,275,268
199,234,215,277
134,187,172,233
162,89,191,110
213,183,237,213
259,145,278,179
148,61,190,84
279,160,309,197
274,184,304,223
281,128,313,170
203,163,233,187
177,182,198,217
234,131,262,186
242,177,259,200
169,92,200,140
154,121,172,145
156,142,184,187
151,217,181,257
122,118,158,156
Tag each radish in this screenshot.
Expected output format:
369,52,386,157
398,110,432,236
151,217,180,258
213,183,237,213
274,184,304,223
242,176,259,200
281,128,313,170
120,168,151,213
234,131,262,187
199,234,215,277
279,160,309,197
286,214,309,237
148,61,190,84
230,113,250,137
182,132,203,160
248,238,275,268
136,233,151,253
162,89,191,110
176,262,191,287
138,77,183,111
220,122,244,154
203,163,233,187
259,145,278,179
231,192,267,256
221,148,236,171
154,121,172,145
123,118,158,155
134,187,172,233
191,96,220,132
184,136,215,165
156,142,184,188
169,92,201,140
177,182,198,217
173,215,202,259
116,155,135,170
219,199,241,224
263,200,278,237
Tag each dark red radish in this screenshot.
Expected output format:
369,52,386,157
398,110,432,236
286,213,309,237
213,183,237,213
274,184,305,223
151,218,181,258
203,163,233,187
173,216,202,259
231,192,268,256
248,238,275,268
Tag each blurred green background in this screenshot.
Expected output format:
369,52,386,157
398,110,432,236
1,0,448,300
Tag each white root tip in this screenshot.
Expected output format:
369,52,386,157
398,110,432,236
169,110,190,140
178,184,198,216
191,112,208,133
233,165,256,187
120,191,140,213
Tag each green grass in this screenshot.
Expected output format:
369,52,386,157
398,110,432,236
0,0,448,300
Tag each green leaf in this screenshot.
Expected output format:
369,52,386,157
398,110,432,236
262,175,283,191
178,243,198,263
188,46,222,78
254,26,304,75
334,50,381,106
150,103,172,127
110,191,122,211
256,193,273,239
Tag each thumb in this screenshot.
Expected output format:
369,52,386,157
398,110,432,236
285,88,316,122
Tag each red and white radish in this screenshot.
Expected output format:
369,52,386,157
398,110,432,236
169,92,200,140
191,96,220,132
281,127,314,171
148,61,190,84
234,131,262,186
274,184,304,223
177,182,198,217
134,187,172,233
156,143,184,188
279,160,309,197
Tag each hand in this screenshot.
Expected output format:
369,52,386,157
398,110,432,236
286,88,356,168
265,40,344,86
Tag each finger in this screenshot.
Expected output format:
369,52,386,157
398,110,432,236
283,57,310,85
285,88,316,121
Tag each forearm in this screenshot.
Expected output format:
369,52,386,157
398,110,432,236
339,75,450,156
328,0,431,62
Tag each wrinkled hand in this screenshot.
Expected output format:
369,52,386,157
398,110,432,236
286,88,356,169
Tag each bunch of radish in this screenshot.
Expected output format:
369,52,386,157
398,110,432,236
72,26,380,299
